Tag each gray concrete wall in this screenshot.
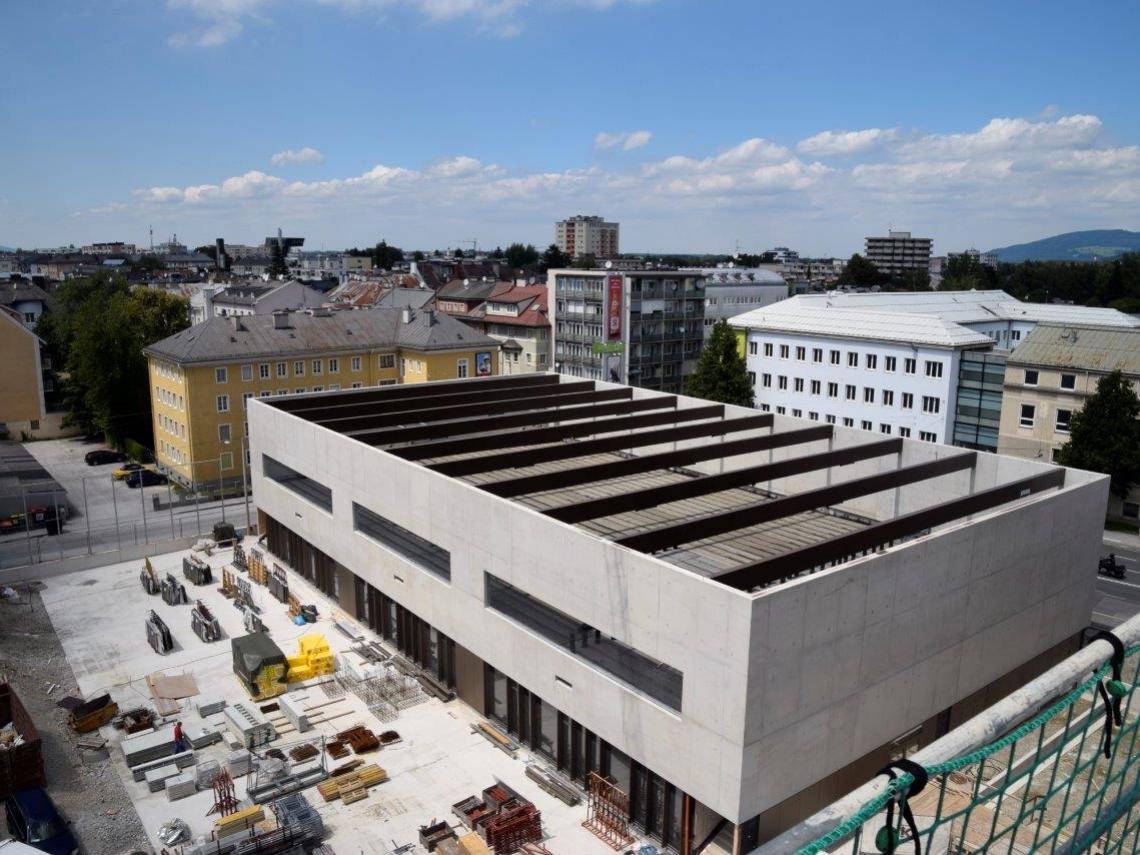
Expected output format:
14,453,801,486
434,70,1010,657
246,377,1106,825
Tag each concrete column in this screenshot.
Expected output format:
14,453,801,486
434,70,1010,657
893,450,903,517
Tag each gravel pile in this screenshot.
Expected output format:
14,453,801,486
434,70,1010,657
0,583,151,854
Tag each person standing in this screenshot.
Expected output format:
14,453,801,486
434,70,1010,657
173,720,185,754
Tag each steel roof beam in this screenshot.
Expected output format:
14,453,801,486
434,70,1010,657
298,376,573,421
615,451,976,553
273,372,558,412
546,438,903,525
321,384,617,433
393,405,706,462
355,397,675,447
480,425,833,499
431,411,770,478
713,468,1065,591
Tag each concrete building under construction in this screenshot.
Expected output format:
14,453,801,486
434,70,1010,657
245,373,1106,852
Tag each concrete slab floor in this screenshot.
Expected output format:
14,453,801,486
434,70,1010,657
36,540,629,855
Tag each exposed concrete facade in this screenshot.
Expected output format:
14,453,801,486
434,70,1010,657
247,377,1105,846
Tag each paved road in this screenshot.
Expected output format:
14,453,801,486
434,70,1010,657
1093,541,1140,629
0,437,251,569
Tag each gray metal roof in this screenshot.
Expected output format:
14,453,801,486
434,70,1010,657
1006,323,1140,375
144,308,499,365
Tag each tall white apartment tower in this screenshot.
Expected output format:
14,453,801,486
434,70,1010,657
555,215,620,259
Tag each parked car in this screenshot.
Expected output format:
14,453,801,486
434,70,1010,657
111,462,145,481
83,449,126,466
3,788,79,855
125,468,167,489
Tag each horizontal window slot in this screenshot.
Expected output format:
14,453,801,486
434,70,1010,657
263,455,332,512
353,502,451,582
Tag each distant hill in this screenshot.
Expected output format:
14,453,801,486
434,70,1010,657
990,230,1140,262
0,245,15,253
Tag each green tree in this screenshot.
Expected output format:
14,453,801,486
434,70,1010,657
837,253,882,287
1055,370,1140,500
571,253,597,269
685,320,754,407
490,246,504,260
941,254,988,290
541,243,569,269
372,240,404,270
505,243,539,268
194,244,218,263
132,253,164,273
39,272,190,442
412,250,425,262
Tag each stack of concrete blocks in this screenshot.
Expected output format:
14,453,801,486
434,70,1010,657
195,758,221,789
197,697,227,717
224,702,277,749
227,749,253,777
146,765,186,793
129,752,195,782
167,771,198,800
278,691,311,733
187,723,222,749
122,725,179,766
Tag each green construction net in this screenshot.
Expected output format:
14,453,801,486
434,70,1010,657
798,641,1140,854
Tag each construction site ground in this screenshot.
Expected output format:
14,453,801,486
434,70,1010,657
32,538,625,854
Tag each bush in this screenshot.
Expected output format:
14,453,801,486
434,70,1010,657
124,437,154,463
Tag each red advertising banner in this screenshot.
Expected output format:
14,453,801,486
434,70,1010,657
607,275,623,341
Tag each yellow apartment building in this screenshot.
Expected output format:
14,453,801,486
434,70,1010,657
0,307,47,429
143,307,500,488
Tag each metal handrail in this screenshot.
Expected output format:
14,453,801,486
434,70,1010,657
757,610,1140,854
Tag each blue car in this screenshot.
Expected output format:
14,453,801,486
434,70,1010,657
3,789,79,855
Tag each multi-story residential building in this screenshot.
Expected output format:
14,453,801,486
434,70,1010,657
297,251,347,280
0,281,51,329
732,291,1139,451
210,280,327,318
695,268,786,339
81,241,137,256
734,301,992,443
555,215,620,259
864,230,933,277
0,307,46,430
950,247,998,268
345,255,373,274
549,268,786,394
229,256,272,277
247,373,1106,851
998,324,1140,523
143,308,499,489
761,290,1138,350
461,283,551,374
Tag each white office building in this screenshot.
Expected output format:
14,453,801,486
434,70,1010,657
555,215,620,259
248,374,1105,851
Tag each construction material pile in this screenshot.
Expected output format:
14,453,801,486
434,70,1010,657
285,633,334,683
316,762,387,803
140,557,160,594
232,633,287,700
146,610,173,654
452,782,542,855
161,572,188,606
224,702,277,749
0,722,25,750
183,554,213,585
191,600,222,642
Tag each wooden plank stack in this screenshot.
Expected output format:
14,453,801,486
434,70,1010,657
336,724,380,754
316,763,387,802
214,805,264,836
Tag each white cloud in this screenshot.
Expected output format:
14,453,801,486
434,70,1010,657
594,129,653,152
111,112,1140,257
895,114,1103,161
270,147,325,166
167,0,656,45
797,127,898,156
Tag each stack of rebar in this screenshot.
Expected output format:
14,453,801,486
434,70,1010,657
161,573,187,606
191,600,222,642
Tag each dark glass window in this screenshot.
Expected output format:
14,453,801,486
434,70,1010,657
353,502,450,582
485,573,682,710
263,455,332,511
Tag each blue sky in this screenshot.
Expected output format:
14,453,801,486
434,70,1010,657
3,0,1139,255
